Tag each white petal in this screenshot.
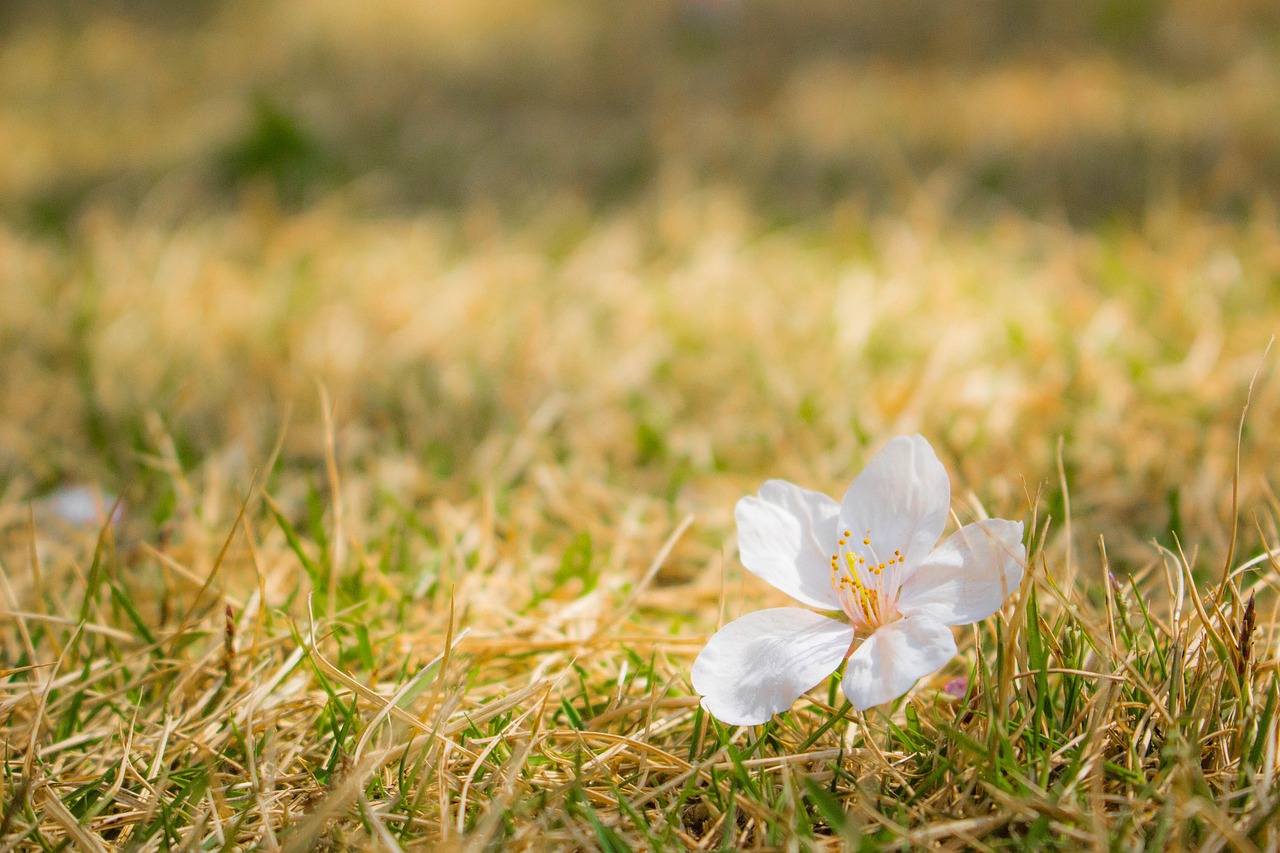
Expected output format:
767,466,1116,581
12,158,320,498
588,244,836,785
841,616,957,710
692,608,855,726
896,519,1025,626
839,435,951,573
736,481,842,609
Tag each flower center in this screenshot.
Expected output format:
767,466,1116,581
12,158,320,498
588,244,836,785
828,529,905,630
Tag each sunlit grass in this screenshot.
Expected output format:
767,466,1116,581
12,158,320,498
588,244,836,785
3,1,1280,849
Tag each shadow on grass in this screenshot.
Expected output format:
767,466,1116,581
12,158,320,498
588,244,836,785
6,0,1280,230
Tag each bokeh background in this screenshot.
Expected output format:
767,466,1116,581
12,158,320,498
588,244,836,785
4,0,1280,221
3,0,1280,579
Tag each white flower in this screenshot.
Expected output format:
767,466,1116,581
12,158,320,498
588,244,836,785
692,435,1025,725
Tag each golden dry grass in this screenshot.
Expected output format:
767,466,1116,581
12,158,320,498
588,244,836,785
3,1,1280,849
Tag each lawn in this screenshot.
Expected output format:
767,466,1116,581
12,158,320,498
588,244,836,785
3,0,1280,849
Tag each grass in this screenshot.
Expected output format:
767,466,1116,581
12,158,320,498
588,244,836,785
4,0,1280,849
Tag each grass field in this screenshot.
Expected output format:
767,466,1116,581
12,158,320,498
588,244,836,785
4,0,1280,849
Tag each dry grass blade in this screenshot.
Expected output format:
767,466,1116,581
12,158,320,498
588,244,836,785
4,2,1280,849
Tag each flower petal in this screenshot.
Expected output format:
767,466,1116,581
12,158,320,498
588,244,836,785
736,481,842,609
692,608,855,725
896,519,1025,625
841,616,957,710
839,435,951,573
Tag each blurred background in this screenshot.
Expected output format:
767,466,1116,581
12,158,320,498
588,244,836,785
2,0,1280,572
4,0,1280,224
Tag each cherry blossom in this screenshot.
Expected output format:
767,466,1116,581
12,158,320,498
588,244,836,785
692,435,1025,724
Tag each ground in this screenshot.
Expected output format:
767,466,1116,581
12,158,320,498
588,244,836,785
2,0,1280,849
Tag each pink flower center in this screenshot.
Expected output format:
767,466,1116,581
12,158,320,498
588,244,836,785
828,528,905,631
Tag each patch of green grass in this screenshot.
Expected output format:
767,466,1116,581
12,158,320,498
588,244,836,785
3,1,1280,849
